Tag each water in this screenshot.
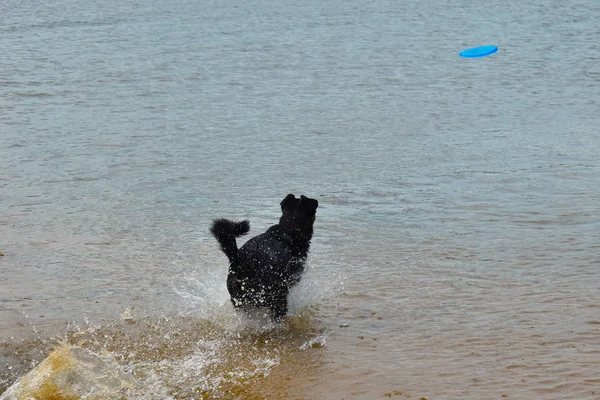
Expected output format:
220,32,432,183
2,0,600,398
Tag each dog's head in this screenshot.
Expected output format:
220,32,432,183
279,194,318,237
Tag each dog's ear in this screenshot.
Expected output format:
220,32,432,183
281,194,297,211
300,195,318,211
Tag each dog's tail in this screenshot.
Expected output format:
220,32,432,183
210,219,250,264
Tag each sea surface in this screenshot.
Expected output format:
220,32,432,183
1,0,600,398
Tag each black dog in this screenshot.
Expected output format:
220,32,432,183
210,194,318,321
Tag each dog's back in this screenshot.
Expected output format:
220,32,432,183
236,225,300,287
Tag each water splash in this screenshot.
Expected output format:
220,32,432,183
2,310,329,399
2,252,340,398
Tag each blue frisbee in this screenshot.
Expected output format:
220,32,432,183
459,45,498,58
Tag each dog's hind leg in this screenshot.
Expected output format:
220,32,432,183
269,290,289,322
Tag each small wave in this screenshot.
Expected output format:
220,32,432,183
2,18,122,34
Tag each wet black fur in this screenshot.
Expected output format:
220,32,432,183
210,194,318,321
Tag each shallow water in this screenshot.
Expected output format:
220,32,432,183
2,0,600,398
